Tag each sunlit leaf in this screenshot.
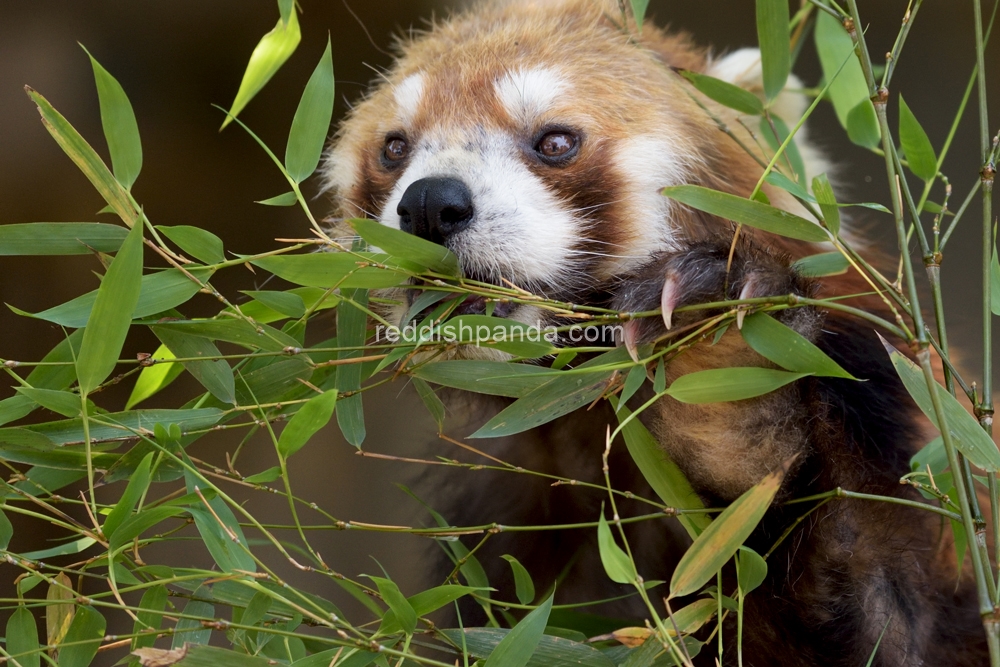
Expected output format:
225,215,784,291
126,344,184,410
662,185,829,242
157,226,225,265
597,512,636,584
667,367,809,404
756,0,790,102
277,390,337,459
83,46,142,190
898,96,937,182
741,313,855,378
222,11,301,130
815,11,880,147
670,464,787,597
286,38,334,183
0,223,129,256
678,69,763,116
76,220,144,394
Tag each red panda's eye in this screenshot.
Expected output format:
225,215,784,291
536,132,577,159
384,138,409,162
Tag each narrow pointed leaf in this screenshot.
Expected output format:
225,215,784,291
156,226,225,265
885,340,1000,472
741,313,855,378
502,555,536,605
411,361,552,398
286,38,334,183
222,11,301,129
170,600,214,649
152,327,236,404
184,476,256,573
597,512,636,584
378,585,479,637
131,585,167,654
6,606,40,667
792,252,850,277
662,185,829,242
617,365,647,412
252,253,408,290
483,593,554,667
0,507,12,549
756,0,790,101
277,390,337,459
126,344,184,410
14,388,93,418
440,628,613,667
846,98,882,149
815,11,879,146
335,289,367,446
108,507,185,554
46,572,75,654
898,95,938,182
102,452,154,540
760,116,806,185
25,88,138,226
670,465,787,597
256,191,299,206
370,577,417,636
631,0,650,29
57,606,105,667
84,47,142,189
413,378,446,431
76,219,143,394
667,367,809,404
350,218,460,276
0,223,129,256
241,290,306,318
678,69,764,115
811,174,841,236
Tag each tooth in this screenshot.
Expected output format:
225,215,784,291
661,274,678,330
623,320,641,363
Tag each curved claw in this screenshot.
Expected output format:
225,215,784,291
622,320,641,363
735,274,759,330
661,273,678,330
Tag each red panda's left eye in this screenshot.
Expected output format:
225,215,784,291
384,138,409,162
536,132,577,159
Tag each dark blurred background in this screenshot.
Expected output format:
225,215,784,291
0,0,998,654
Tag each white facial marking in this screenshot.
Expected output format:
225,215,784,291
495,67,567,122
379,129,583,291
394,73,426,126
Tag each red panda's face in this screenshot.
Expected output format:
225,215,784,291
324,0,804,320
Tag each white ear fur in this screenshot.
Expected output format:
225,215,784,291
705,47,832,184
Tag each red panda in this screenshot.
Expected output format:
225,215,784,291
324,1,987,664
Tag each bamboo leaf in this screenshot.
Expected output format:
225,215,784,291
126,344,184,410
378,585,480,637
6,605,40,667
760,116,806,185
0,506,11,550
736,546,768,595
108,507,185,554
884,339,1000,472
811,174,841,236
184,468,256,573
846,98,882,149
441,623,614,667
252,253,408,290
152,327,236,404
350,218,460,276
23,537,97,561
286,38,334,183
617,405,710,538
130,585,168,654
241,291,306,319
678,69,764,116
502,555,536,605
814,11,880,147
617,365,647,412
25,87,138,226
244,467,282,484
156,226,225,265
756,0,790,102
0,223,129,256
792,252,850,277
670,464,787,597
277,390,337,459
667,367,809,404
14,388,93,418
413,378,446,431
411,361,553,398
661,185,829,242
57,606,105,667
76,219,144,394
630,0,650,29
46,573,75,657
741,313,855,378
484,593,554,667
597,511,636,584
222,11,301,129
170,600,214,649
369,577,417,636
83,46,142,190
102,452,154,540
256,191,299,206
898,96,938,182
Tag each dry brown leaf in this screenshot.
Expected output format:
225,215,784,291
45,572,74,659
132,645,190,667
612,626,653,648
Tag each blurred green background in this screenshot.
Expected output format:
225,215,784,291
0,0,998,650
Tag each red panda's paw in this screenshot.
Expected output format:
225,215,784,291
611,236,818,352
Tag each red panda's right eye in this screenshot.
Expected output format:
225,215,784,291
384,138,409,162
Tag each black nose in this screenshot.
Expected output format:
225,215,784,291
396,177,474,244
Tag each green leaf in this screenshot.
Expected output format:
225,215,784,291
21,537,97,561
653,358,666,394
484,593,554,667
244,466,282,484
413,378,446,431
131,585,167,653
661,185,829,242
184,473,256,573
792,252,850,277
171,600,214,649
617,405,710,538
502,555,536,605
435,315,556,358
377,585,481,636
815,11,879,147
756,0,790,102
286,38,334,183
350,218,460,276
46,573,74,650
126,344,184,410
15,268,211,329
76,220,144,394
58,606,106,667
30,408,222,447
441,624,614,667
0,506,11,550
241,290,306,319
847,98,882,149
811,174,841,236
152,327,236,404
153,319,300,353
898,96,937,181
108,507,184,554
252,253,408,290
667,367,809,404
992,249,1000,317
766,171,814,202
222,11,301,130
617,365,647,412
885,340,1000,472
292,650,377,667
102,452,154,540
736,546,768,595
277,390,337,459
369,577,417,635
630,0,650,29
470,371,613,438
235,357,312,405
335,289,368,447
83,46,142,190
760,116,807,186
156,226,225,265
668,598,718,636
0,223,129,256
256,191,299,206
741,313,855,378
6,606,40,667
25,87,138,226
152,644,275,666
670,464,787,597
597,512,636,584
411,361,553,398
678,70,763,116
14,388,92,418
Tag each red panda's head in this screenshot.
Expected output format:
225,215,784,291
324,0,820,321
